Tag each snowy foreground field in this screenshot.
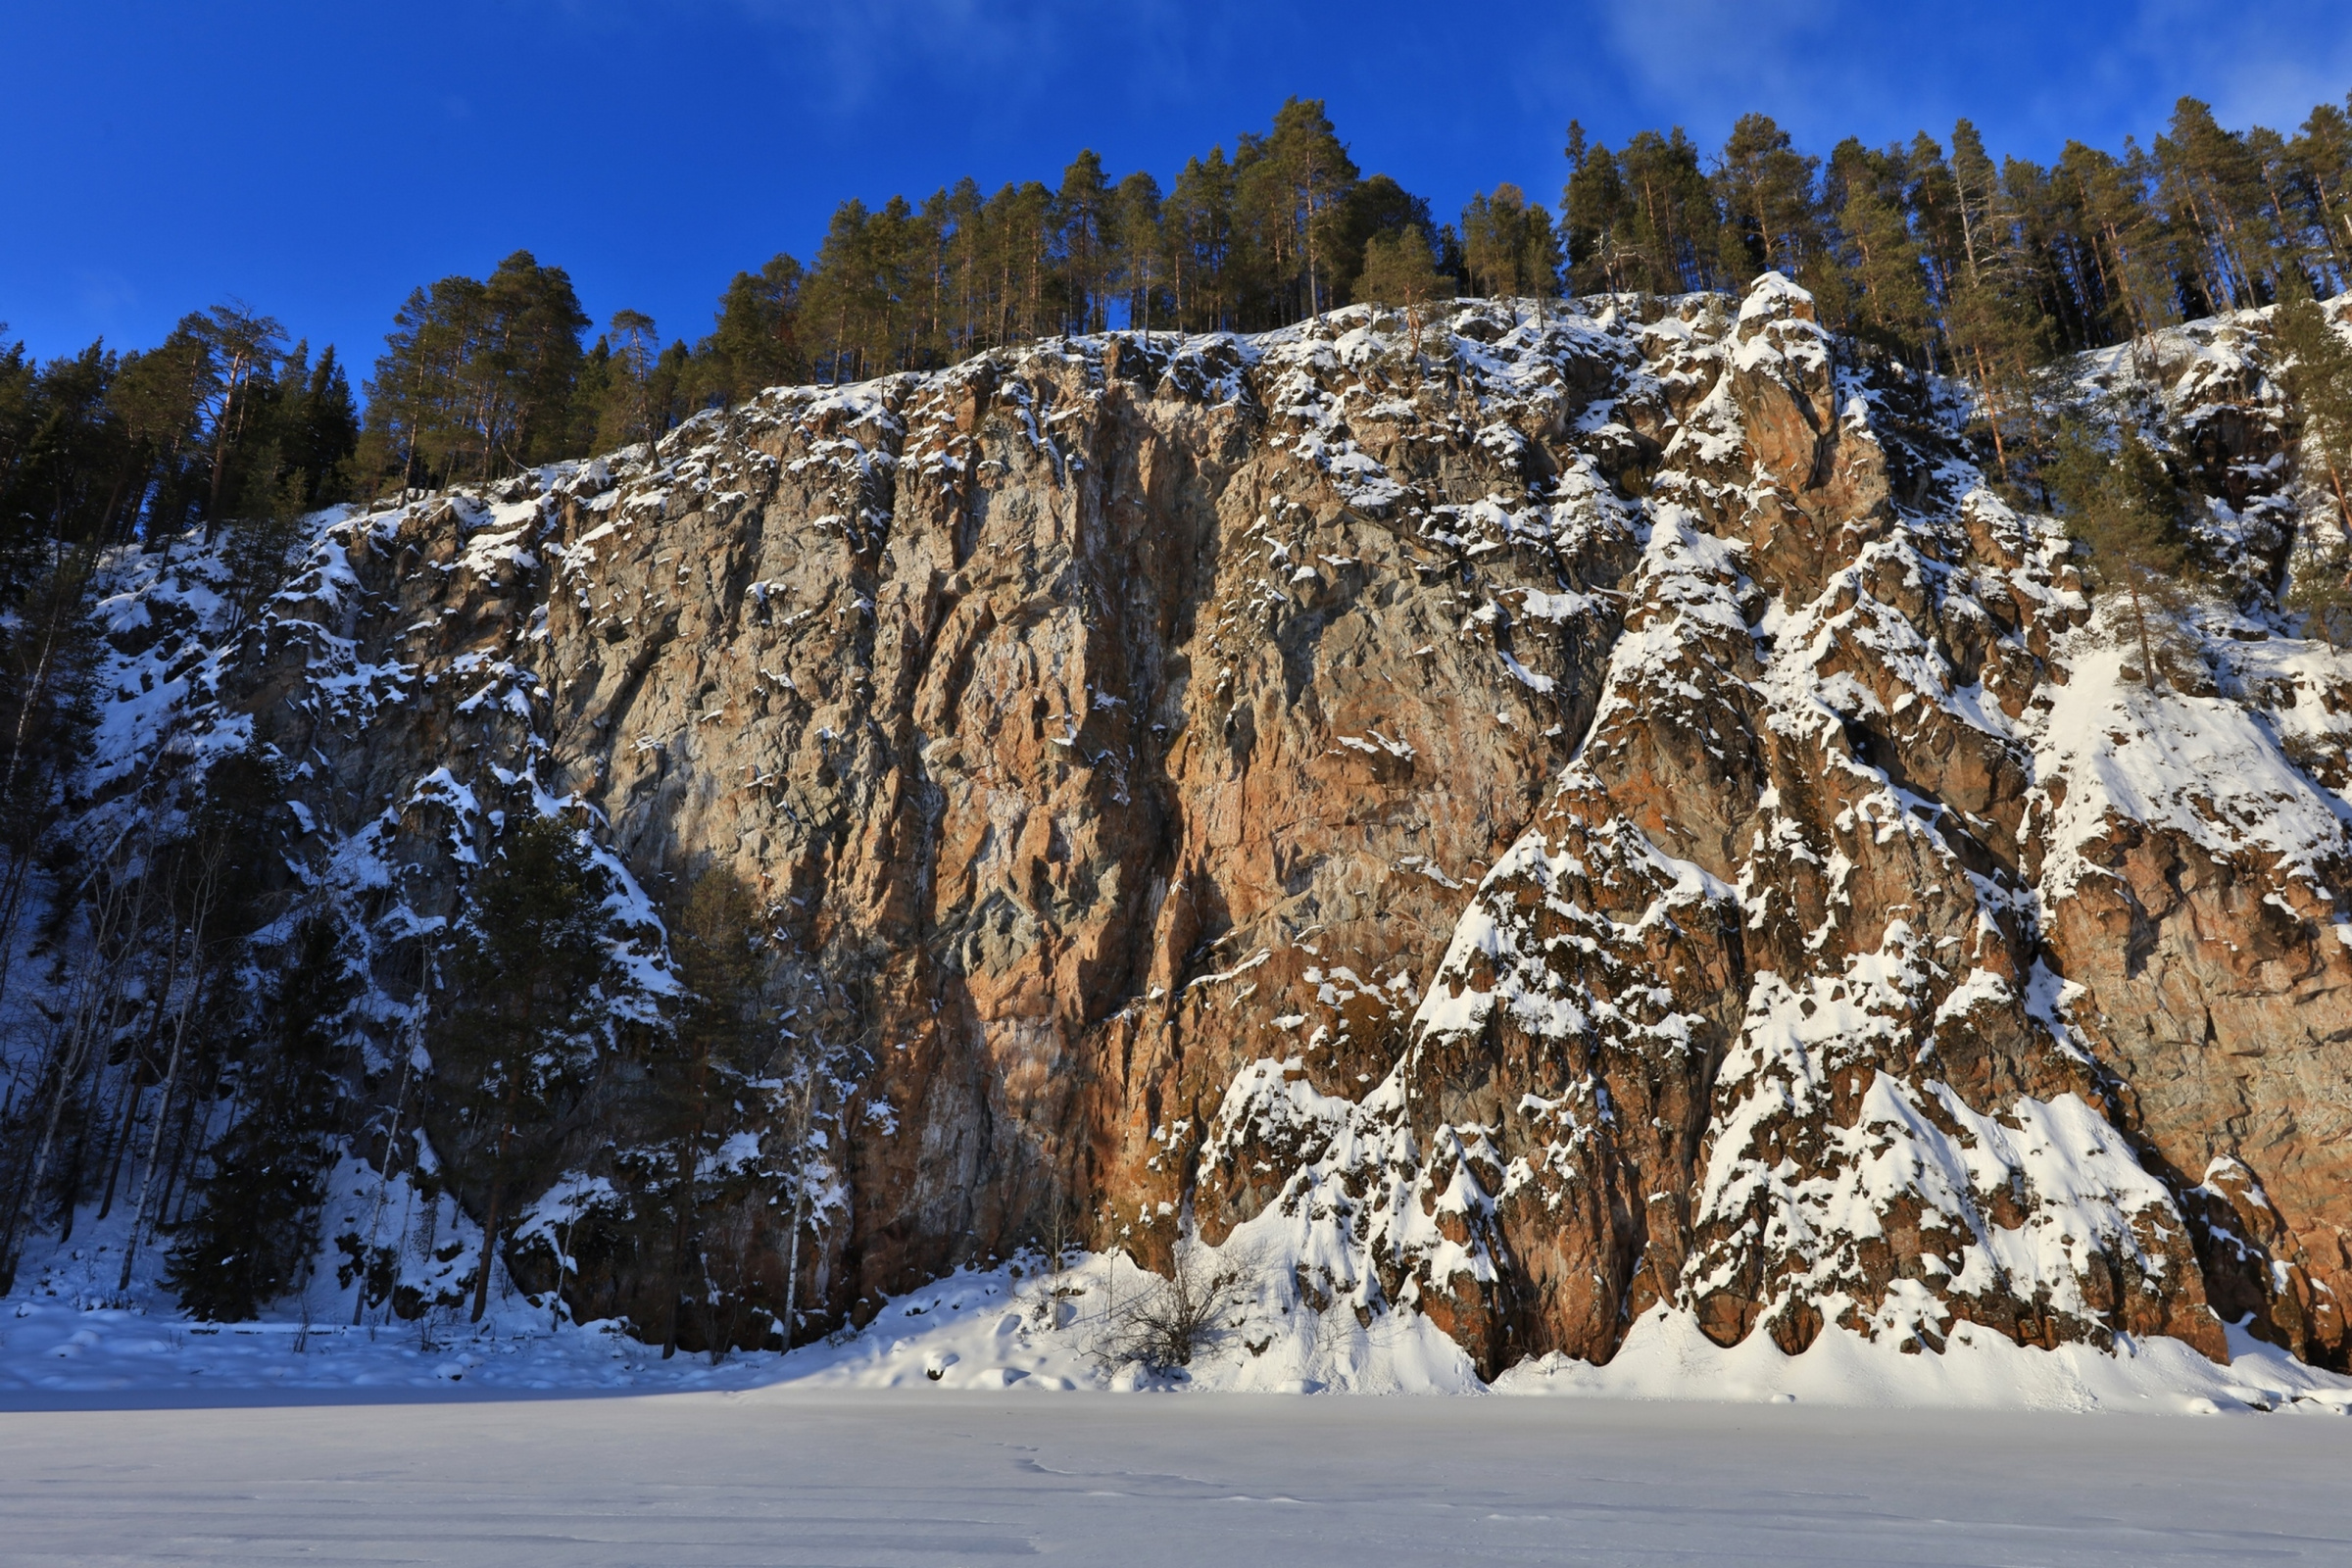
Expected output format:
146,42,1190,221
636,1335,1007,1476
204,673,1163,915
8,1254,2352,1563
6,1390,2352,1566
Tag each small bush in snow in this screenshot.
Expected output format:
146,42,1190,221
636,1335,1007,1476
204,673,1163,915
1094,1241,1259,1374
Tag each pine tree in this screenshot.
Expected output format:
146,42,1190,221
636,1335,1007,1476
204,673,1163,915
803,200,881,381
1564,124,1702,296
2289,101,2352,285
1168,150,1240,331
2047,422,2189,685
480,252,591,468
1056,151,1113,334
2272,286,2352,537
359,253,586,492
596,310,662,453
2004,154,2109,354
185,304,286,540
2154,98,2280,313
0,550,96,1070
1461,185,1561,307
2272,285,2352,643
2053,139,2172,353
163,914,353,1321
0,342,133,559
1623,128,1721,292
432,815,613,1322
1270,99,1359,319
284,345,359,507
940,177,989,359
1561,123,1631,293
1929,123,2052,476
658,866,767,1357
1324,174,1431,309
1714,114,1823,282
1356,224,1455,345
1830,138,1932,360
0,327,27,492
1111,172,1167,336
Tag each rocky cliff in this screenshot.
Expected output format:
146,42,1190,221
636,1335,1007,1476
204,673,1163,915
81,275,2352,1373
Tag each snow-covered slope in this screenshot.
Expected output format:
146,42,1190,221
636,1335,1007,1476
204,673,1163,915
11,1242,2352,1414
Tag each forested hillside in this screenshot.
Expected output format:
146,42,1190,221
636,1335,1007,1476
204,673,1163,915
12,92,2352,562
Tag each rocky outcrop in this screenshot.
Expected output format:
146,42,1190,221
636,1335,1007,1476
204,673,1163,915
86,278,2352,1371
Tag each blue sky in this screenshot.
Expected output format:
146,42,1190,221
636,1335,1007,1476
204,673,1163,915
5,0,2351,374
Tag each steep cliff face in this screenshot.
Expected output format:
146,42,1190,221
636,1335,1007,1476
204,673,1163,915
85,277,2352,1372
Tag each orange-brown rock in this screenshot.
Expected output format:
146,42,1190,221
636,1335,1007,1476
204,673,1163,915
110,281,2352,1372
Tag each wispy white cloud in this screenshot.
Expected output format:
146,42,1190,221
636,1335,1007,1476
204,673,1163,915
1595,0,1838,131
1591,0,2352,154
512,0,1249,118
503,0,2352,174
2133,0,2352,132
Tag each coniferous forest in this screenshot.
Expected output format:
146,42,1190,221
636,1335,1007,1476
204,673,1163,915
7,87,2352,1335
6,93,2351,580
14,94,2352,577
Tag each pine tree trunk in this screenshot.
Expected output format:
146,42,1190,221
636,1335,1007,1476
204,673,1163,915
116,993,197,1292
2,880,137,1282
355,1038,416,1326
2130,574,2161,691
469,1074,523,1324
663,1135,694,1359
93,1064,138,1223
779,1080,811,1351
1971,345,2010,476
155,1055,217,1232
2325,452,2352,541
469,1180,506,1325
0,851,37,1020
48,1053,101,1250
0,1040,82,1291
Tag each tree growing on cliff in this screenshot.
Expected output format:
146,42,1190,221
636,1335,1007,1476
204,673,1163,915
2047,420,2190,685
0,550,97,1020
1713,113,1824,284
361,252,589,492
433,815,614,1323
1257,98,1360,320
2274,288,2352,536
0,741,287,1298
1355,226,1454,382
1112,171,1168,338
1562,124,1723,295
697,256,807,406
1461,185,1562,309
164,913,355,1320
1828,139,1934,363
1358,223,1452,305
593,310,663,455
2273,289,2352,643
657,865,768,1358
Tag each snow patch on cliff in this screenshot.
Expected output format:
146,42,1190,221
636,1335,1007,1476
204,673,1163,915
2030,629,2352,906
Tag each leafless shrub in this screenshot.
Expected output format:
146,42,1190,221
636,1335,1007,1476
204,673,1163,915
1095,1240,1262,1375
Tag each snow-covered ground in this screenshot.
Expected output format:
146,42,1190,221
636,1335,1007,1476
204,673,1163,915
10,1247,2352,1416
5,1388,2350,1566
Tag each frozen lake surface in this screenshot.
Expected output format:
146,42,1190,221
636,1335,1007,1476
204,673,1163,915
5,1388,2351,1566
